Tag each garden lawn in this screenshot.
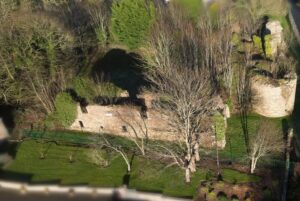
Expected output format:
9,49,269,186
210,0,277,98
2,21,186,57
4,140,260,198
221,114,285,161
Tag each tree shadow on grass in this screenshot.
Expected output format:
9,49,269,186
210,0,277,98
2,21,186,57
0,170,33,183
91,49,147,98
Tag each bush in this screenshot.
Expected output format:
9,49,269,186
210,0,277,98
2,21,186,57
213,112,226,141
253,35,263,53
95,82,123,97
264,35,272,57
46,92,77,128
110,0,155,49
72,77,96,101
217,192,228,201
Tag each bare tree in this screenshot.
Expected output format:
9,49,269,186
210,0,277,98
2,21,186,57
96,133,132,173
0,11,73,113
143,8,215,183
88,0,110,47
236,48,252,155
116,106,149,156
249,120,284,173
233,0,287,39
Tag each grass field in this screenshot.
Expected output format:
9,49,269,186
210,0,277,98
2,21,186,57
199,113,286,164
3,140,260,198
221,114,286,160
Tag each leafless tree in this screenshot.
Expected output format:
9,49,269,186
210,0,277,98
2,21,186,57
143,7,215,183
88,0,110,48
248,120,284,173
268,52,296,79
96,132,132,173
0,11,73,113
233,0,287,39
194,5,235,97
116,106,149,156
236,48,252,155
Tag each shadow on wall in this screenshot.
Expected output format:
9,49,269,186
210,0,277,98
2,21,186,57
91,49,147,98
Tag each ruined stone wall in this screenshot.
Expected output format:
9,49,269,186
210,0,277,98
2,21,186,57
70,104,227,148
70,93,228,148
251,75,297,117
70,105,178,141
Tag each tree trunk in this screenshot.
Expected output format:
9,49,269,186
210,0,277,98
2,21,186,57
282,129,293,201
250,157,257,174
194,143,200,161
185,168,191,183
189,156,196,173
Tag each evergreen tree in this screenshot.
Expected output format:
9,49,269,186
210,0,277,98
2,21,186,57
110,0,155,49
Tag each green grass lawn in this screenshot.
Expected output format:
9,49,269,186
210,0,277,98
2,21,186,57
221,114,286,161
200,113,286,163
4,140,260,198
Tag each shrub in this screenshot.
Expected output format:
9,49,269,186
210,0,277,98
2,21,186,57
253,35,263,53
212,112,226,141
208,191,217,200
264,35,272,57
110,0,155,49
46,92,77,128
217,192,228,201
72,77,95,101
95,82,123,97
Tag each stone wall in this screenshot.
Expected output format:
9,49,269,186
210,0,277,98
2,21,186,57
70,93,228,148
251,75,297,117
70,105,178,141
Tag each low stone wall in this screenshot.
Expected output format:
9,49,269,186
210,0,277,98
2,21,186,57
70,105,177,141
0,180,191,201
251,75,297,117
70,104,227,148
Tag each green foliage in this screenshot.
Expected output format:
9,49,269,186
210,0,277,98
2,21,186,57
95,82,123,97
0,13,74,107
222,169,261,183
208,191,217,200
264,35,272,58
46,92,77,128
110,0,155,49
213,112,226,141
95,26,108,47
173,0,203,20
232,33,244,52
217,193,228,201
253,34,272,57
221,114,283,160
208,2,220,20
72,77,95,101
253,35,263,53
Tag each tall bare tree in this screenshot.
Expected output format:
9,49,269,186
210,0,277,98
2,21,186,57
116,106,149,156
143,7,215,182
233,0,287,39
249,120,284,173
236,47,252,155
